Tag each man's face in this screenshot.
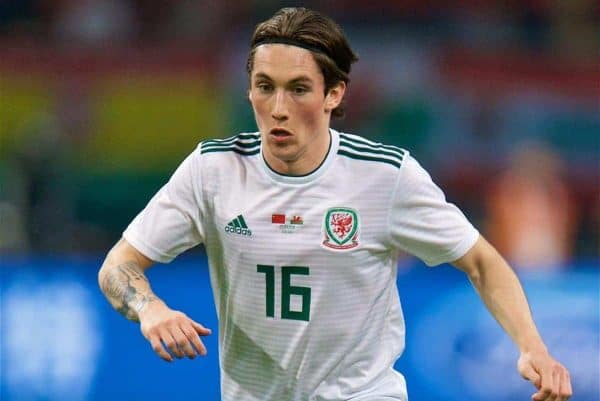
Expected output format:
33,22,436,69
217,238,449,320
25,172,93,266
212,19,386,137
248,44,344,174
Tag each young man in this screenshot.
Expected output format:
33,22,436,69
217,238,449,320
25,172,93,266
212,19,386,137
98,7,572,401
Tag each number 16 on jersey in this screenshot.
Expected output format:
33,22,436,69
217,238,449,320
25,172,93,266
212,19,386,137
257,265,311,322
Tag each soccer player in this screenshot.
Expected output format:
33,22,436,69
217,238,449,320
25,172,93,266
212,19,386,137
98,7,572,401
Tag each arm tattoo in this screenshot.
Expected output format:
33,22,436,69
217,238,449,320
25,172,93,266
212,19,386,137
101,261,159,321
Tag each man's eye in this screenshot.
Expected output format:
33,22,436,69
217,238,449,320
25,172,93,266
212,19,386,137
257,84,272,92
293,86,308,95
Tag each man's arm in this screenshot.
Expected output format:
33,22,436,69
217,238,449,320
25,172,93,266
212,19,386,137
452,236,572,401
98,238,157,321
98,238,211,362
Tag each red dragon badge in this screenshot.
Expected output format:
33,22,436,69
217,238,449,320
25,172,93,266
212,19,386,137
322,207,359,250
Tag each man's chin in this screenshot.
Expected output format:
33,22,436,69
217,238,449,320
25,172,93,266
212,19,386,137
266,139,295,152
266,147,299,162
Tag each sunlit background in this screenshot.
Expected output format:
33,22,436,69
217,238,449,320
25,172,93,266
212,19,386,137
1,1,598,401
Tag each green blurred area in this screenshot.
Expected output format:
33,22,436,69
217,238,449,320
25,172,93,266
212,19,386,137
0,73,229,249
1,75,226,171
0,76,53,157
82,77,225,173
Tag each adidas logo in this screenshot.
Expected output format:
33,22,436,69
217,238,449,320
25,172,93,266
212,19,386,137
224,215,252,236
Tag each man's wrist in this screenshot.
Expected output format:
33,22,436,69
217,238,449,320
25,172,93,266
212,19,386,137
519,339,548,355
136,296,163,320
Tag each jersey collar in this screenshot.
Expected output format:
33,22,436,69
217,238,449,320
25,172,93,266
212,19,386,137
260,128,340,185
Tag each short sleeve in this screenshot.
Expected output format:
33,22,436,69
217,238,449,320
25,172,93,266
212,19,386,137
123,146,205,263
388,155,479,266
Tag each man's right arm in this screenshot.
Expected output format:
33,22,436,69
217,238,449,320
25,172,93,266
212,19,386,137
98,238,158,322
98,238,211,361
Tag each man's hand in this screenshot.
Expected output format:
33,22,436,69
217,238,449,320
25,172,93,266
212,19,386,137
518,350,572,401
453,238,572,401
138,301,212,362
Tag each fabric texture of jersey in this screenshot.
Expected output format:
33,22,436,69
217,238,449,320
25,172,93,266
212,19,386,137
124,129,479,401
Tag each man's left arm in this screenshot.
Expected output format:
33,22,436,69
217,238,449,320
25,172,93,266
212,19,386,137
452,235,572,401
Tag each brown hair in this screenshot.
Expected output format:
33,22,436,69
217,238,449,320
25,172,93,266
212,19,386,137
247,7,359,118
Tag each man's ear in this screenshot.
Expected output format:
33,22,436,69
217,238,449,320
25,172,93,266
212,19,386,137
324,81,346,112
247,88,253,103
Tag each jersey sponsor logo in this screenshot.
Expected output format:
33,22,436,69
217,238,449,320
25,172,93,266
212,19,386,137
224,214,252,236
272,214,304,234
322,207,359,250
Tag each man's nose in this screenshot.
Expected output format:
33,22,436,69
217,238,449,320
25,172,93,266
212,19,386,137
271,90,288,121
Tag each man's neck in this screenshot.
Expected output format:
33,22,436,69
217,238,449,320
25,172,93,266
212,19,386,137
265,129,331,176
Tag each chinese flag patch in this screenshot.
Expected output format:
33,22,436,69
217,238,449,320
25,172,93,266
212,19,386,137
272,214,286,224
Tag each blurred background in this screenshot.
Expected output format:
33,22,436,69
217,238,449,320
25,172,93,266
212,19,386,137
0,1,598,401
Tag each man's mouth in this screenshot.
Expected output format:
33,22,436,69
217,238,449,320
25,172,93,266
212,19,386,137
269,128,293,140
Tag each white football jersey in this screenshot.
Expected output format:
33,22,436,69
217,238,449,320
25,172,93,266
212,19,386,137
124,129,479,401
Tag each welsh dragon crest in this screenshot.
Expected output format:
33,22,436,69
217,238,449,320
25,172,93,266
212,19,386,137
322,207,359,250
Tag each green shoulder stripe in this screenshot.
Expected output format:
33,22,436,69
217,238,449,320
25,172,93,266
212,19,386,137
339,139,404,161
337,149,402,168
201,147,260,156
206,133,261,144
201,133,261,154
339,134,405,157
202,139,261,150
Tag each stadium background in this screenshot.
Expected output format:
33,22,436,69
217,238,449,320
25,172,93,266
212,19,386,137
0,1,598,400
